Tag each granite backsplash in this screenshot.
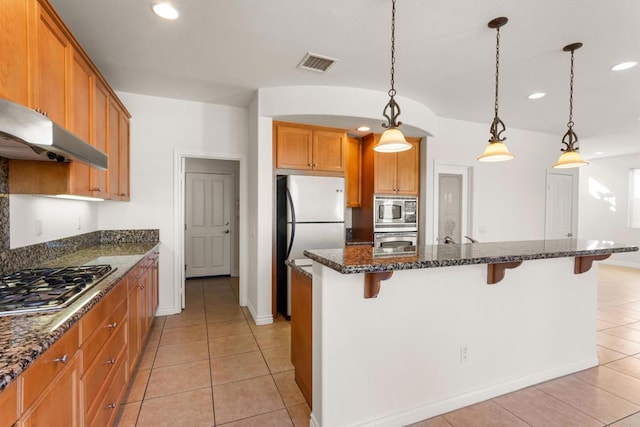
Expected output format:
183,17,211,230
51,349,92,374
0,229,159,274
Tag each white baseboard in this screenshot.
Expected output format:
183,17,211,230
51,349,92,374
602,260,640,269
346,357,598,427
310,413,320,427
246,299,273,326
156,306,181,316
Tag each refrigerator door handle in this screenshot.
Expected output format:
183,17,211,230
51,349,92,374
286,188,295,259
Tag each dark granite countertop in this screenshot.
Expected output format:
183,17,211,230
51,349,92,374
304,239,639,274
345,240,373,246
285,259,312,279
0,242,159,392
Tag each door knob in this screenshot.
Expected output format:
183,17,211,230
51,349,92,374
224,230,230,234
567,232,573,237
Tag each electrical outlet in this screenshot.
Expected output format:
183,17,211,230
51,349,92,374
460,345,469,363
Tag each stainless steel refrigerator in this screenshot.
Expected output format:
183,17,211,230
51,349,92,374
276,175,345,317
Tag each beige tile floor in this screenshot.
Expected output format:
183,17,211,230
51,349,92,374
116,265,640,426
116,276,309,426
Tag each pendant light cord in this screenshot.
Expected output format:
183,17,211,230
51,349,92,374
568,49,575,128
389,0,396,98
494,26,501,119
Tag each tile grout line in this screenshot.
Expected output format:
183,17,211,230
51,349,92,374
201,278,217,427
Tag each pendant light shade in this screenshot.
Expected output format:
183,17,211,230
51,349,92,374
478,17,514,162
553,43,588,169
377,128,411,153
374,0,412,153
478,141,515,162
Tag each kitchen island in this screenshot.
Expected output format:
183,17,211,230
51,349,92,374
304,239,638,427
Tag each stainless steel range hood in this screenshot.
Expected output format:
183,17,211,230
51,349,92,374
0,98,108,170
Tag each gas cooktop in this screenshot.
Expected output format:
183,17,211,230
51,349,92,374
0,264,115,315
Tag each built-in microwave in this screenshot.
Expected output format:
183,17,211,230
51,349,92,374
373,195,418,232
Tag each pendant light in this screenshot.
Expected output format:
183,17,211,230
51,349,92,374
478,17,515,162
553,43,589,169
375,0,412,153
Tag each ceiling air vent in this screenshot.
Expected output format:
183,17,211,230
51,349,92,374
298,53,338,73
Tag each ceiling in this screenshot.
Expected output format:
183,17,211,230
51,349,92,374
50,0,639,158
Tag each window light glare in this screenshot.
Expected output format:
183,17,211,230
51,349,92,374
152,2,179,20
611,61,638,71
594,151,604,155
527,92,546,100
357,126,371,132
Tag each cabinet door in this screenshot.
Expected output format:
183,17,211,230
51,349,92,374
92,79,110,199
312,130,345,172
139,269,150,342
19,353,81,427
108,99,121,200
68,48,93,197
345,137,362,207
396,138,420,195
119,115,131,200
0,0,29,105
127,281,141,374
275,125,313,170
374,151,398,194
30,1,70,126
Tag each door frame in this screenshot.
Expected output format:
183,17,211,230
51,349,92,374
174,150,248,310
185,171,234,278
432,161,474,244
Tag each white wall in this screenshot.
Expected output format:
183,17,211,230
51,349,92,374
578,153,640,267
98,92,248,315
9,195,99,248
425,117,577,244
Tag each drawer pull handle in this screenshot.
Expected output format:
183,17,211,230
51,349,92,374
105,358,116,365
106,403,116,409
54,354,68,364
107,322,118,329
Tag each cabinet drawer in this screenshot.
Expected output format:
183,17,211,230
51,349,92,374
0,380,18,427
83,299,127,367
81,279,127,344
88,355,127,427
127,265,144,293
22,322,79,410
83,319,127,412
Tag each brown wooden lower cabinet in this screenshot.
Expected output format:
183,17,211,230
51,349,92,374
290,268,312,406
0,249,160,426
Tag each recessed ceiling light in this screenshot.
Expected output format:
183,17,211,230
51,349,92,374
527,92,546,100
611,61,638,71
357,126,371,132
152,2,179,20
594,151,604,155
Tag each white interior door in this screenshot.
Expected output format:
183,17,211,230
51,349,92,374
433,164,472,244
185,172,232,277
545,172,574,239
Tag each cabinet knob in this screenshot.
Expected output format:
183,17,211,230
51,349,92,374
107,322,117,329
105,358,116,365
54,354,68,364
106,403,116,409
308,163,312,167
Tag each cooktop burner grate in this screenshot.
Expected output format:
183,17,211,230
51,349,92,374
0,264,115,315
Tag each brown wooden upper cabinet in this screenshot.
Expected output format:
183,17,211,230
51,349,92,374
362,133,420,196
345,136,362,207
274,121,347,173
2,0,132,201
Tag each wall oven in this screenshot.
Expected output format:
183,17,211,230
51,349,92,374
373,232,418,250
373,195,418,232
